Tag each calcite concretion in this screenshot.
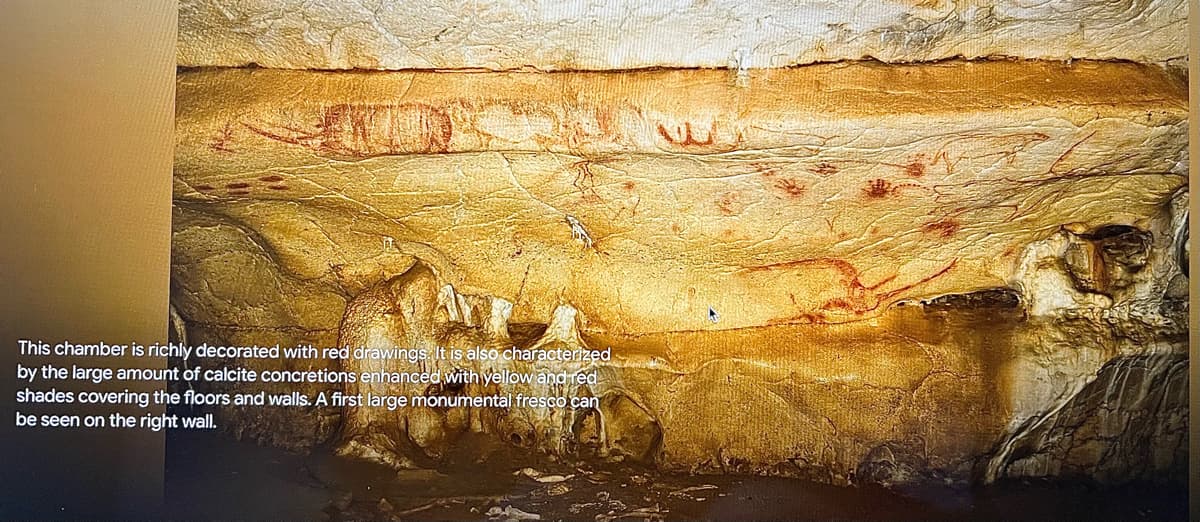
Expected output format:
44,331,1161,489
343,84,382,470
170,60,1189,485
177,0,1189,71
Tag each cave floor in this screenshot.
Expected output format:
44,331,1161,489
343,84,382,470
164,430,1184,521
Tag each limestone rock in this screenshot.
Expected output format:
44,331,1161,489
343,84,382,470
170,59,1189,485
174,61,1187,335
177,0,1188,71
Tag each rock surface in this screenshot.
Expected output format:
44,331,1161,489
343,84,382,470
171,59,1188,485
177,0,1188,70
174,61,1187,334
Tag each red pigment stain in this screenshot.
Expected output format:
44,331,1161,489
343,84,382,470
768,311,828,325
671,223,682,234
716,192,741,215
267,185,288,191
904,160,925,178
260,175,285,182
194,185,215,191
773,178,806,198
228,190,250,195
753,163,779,177
746,257,958,321
797,312,827,324
921,219,960,238
226,182,251,189
656,121,717,147
809,162,838,176
863,179,892,198
209,122,235,152
622,181,636,191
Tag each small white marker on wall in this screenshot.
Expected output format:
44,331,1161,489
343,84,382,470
566,215,594,249
382,236,395,251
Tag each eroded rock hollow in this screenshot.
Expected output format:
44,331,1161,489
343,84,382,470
172,1,1189,490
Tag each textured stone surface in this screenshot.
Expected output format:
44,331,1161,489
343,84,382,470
177,0,1188,70
170,60,1189,484
174,61,1187,334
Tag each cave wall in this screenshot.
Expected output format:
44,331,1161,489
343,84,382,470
171,1,1189,488
178,0,1189,70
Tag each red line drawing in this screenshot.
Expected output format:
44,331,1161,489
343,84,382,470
653,120,743,152
208,122,236,153
244,103,453,157
570,160,603,203
745,257,958,322
772,178,806,199
1046,131,1096,175
657,121,717,147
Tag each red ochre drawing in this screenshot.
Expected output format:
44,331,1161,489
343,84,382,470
862,178,930,199
243,103,453,157
904,158,926,178
772,178,806,199
744,257,958,324
926,132,1050,176
749,161,783,179
715,191,743,215
809,162,839,177
657,121,716,147
209,122,236,153
189,177,288,195
654,120,742,152
921,218,960,238
570,160,603,203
